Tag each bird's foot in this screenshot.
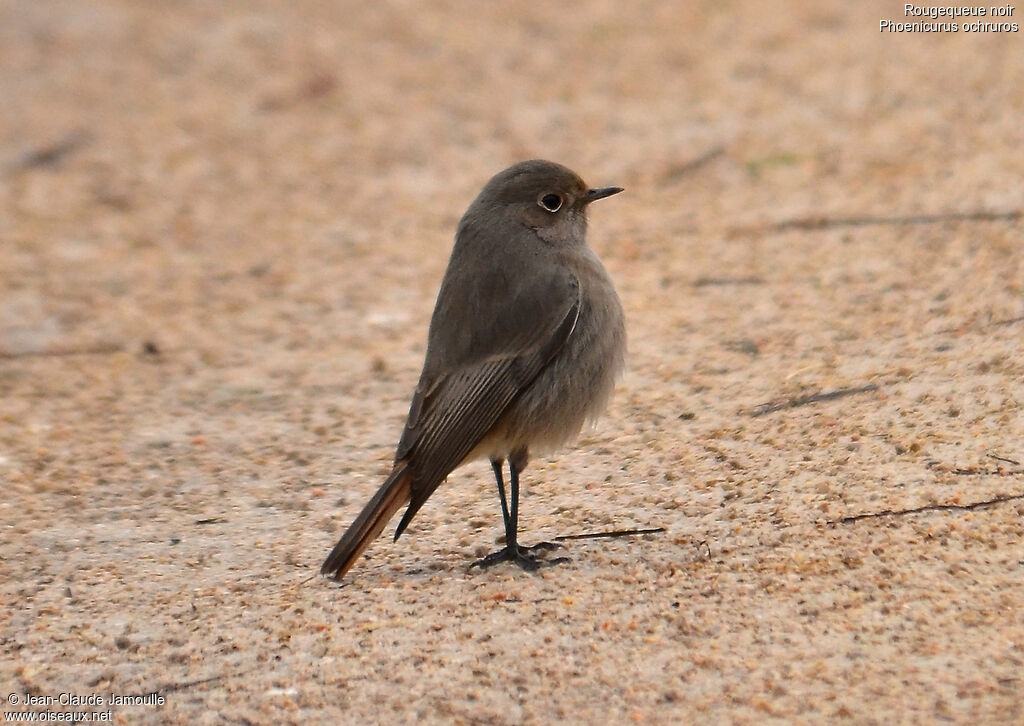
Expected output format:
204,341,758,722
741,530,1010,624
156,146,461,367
470,542,568,572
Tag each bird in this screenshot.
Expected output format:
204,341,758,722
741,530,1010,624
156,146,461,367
321,159,626,580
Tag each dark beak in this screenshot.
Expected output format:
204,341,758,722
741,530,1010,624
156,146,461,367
584,186,624,204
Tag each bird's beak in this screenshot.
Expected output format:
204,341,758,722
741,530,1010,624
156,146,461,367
584,186,624,204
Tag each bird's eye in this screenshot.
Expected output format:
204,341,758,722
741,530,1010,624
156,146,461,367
538,193,563,212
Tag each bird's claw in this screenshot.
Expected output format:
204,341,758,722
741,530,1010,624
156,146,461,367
470,542,569,571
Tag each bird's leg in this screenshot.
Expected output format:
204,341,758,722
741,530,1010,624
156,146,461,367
505,455,521,552
491,458,511,535
471,450,568,571
509,456,566,556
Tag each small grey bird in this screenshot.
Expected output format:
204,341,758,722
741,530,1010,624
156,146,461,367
321,160,626,580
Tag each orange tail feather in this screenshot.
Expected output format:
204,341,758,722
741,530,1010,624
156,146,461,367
320,464,412,580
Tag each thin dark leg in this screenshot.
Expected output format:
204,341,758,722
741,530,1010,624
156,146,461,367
491,459,511,534
471,457,569,572
506,457,520,550
509,458,565,556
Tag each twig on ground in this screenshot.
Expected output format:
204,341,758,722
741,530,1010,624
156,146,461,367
139,669,254,698
730,209,1021,236
950,467,1024,477
661,146,726,182
989,314,1024,328
833,493,1024,524
693,276,765,287
555,527,666,541
988,453,1022,467
8,130,93,171
0,343,123,359
751,383,878,417
935,314,1024,337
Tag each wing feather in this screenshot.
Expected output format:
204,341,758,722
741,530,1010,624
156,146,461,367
392,282,580,538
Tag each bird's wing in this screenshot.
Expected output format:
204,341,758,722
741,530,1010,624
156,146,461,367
391,264,581,538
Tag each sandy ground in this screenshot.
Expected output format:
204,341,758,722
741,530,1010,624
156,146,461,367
2,1,1023,724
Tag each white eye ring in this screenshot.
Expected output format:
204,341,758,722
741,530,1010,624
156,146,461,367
538,193,563,212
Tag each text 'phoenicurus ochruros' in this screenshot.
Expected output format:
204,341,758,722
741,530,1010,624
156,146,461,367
321,159,626,580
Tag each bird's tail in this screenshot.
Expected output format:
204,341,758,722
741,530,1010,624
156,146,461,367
320,463,412,580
